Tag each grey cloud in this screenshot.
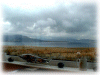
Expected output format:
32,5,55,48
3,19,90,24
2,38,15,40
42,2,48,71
34,18,56,29
2,3,97,40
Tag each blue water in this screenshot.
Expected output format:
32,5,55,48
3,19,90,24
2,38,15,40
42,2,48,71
3,42,96,48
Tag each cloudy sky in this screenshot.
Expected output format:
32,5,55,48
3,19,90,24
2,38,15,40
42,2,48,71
2,1,97,41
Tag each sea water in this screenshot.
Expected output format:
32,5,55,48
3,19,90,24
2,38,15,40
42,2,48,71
3,42,96,48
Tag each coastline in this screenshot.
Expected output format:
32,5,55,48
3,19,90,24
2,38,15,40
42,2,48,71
3,46,97,62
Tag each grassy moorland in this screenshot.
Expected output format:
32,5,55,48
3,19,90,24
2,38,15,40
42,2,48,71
3,46,97,62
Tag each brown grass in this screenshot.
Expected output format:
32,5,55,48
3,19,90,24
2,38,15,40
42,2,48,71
3,46,97,62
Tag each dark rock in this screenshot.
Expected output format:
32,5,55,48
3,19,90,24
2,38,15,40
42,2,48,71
58,62,64,68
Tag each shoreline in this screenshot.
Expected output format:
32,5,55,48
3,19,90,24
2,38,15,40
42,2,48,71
3,45,96,48
3,46,97,62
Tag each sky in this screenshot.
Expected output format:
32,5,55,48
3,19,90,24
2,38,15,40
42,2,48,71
1,0,97,41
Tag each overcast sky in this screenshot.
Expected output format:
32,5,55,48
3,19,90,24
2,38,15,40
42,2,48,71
2,1,97,40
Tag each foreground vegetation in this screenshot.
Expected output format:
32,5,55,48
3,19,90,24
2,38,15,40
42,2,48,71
3,46,97,62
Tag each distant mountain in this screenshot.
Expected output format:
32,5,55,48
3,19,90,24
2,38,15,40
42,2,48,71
66,39,96,43
3,35,44,42
3,34,96,43
44,38,96,43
